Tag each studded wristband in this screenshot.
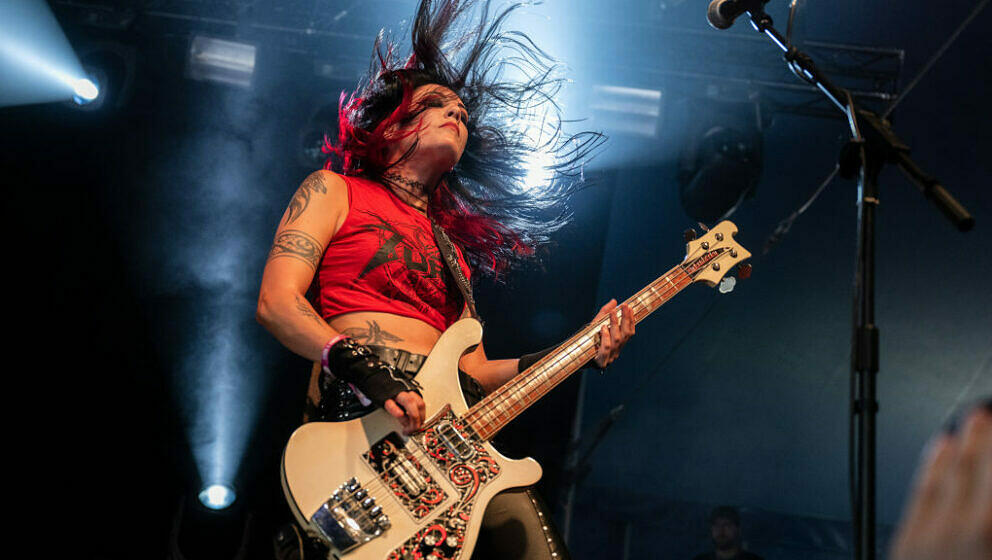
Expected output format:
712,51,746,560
324,337,423,407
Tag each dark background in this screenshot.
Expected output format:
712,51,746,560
4,1,989,559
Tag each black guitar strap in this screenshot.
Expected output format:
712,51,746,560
431,219,479,321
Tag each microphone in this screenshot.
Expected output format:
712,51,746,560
706,0,770,30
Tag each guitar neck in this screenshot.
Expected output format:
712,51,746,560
463,263,694,440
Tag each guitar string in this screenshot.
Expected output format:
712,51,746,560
471,262,699,438
323,451,456,526
464,265,695,438
462,241,710,434
325,388,534,520
366,263,695,512
470,263,690,418
317,455,488,553
465,274,682,438
309,242,724,525
463,237,722,436
341,442,495,536
320,395,497,504
348,442,452,504
468,320,629,438
325,431,485,524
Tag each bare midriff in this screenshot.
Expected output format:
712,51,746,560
327,311,444,356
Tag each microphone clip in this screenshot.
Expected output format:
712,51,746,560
707,0,771,31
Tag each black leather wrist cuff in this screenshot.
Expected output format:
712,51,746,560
327,338,422,407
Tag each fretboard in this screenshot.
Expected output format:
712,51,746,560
462,264,694,440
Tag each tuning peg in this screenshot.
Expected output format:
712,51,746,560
737,263,752,280
683,229,697,242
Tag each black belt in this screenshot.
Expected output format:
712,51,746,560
366,344,427,376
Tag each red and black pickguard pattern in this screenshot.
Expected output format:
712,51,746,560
387,410,501,560
363,432,447,520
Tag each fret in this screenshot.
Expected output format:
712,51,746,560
631,293,648,319
646,282,663,309
465,264,698,439
496,402,510,422
485,405,497,430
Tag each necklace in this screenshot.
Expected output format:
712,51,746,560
381,172,429,212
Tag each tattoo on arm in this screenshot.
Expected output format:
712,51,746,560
341,321,404,345
294,294,326,326
283,173,328,225
268,229,323,270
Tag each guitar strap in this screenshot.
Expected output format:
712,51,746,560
431,219,479,321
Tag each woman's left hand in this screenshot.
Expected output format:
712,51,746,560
592,299,635,369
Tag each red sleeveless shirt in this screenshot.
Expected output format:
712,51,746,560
315,175,470,332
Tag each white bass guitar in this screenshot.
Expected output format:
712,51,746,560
281,220,752,559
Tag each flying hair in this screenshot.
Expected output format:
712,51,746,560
323,0,606,278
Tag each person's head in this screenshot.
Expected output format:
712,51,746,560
386,84,468,172
325,0,605,276
709,506,742,551
360,75,469,182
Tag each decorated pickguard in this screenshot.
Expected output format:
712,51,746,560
387,409,501,560
363,432,448,520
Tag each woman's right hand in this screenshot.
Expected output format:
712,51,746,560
385,391,427,434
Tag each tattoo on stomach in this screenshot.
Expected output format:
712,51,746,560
341,320,404,345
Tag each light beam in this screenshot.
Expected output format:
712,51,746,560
0,0,93,107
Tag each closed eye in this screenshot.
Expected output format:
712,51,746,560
420,96,468,124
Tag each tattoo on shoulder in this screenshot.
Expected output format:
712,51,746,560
268,229,323,270
294,295,326,326
341,321,404,345
283,173,328,225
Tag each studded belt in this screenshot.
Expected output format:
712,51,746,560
366,344,427,376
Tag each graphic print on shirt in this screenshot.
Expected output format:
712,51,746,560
357,210,446,281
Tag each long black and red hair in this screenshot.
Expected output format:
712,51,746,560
324,0,604,277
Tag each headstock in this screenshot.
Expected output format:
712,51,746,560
682,221,752,288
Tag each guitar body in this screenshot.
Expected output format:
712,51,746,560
282,318,542,560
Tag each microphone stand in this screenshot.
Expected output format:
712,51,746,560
731,5,974,560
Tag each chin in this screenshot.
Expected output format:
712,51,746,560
423,141,463,170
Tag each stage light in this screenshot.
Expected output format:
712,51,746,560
186,36,257,88
71,76,99,105
165,102,266,531
198,484,236,510
0,0,92,107
513,109,558,190
65,44,136,113
171,494,251,560
181,320,257,520
590,84,663,138
524,149,556,191
677,97,764,223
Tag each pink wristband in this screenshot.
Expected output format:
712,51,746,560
321,334,350,375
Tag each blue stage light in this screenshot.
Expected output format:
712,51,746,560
0,0,93,107
524,149,556,190
72,76,99,105
514,110,558,190
198,484,236,510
